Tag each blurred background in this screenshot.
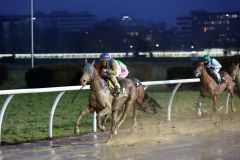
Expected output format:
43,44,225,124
0,0,240,145
0,0,239,89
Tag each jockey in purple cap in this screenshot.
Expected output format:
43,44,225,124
99,53,129,96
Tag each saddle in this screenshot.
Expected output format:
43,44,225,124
208,70,226,84
105,77,140,96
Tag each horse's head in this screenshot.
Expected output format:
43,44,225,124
80,60,95,86
230,63,239,80
194,62,206,77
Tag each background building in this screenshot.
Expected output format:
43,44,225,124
177,10,240,51
0,11,97,53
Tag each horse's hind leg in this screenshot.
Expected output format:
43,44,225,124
74,105,92,135
116,101,133,132
229,89,236,112
212,96,217,112
131,104,138,133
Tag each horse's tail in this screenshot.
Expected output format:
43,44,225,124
234,78,240,97
136,83,145,105
138,92,162,114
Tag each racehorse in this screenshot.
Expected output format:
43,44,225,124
194,62,235,116
230,63,240,97
230,63,240,82
74,60,146,142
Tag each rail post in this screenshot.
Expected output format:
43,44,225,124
0,95,14,143
49,91,65,138
167,83,182,121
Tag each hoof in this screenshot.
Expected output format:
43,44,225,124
113,130,118,135
74,127,80,135
105,139,111,144
232,108,236,112
214,106,223,112
99,126,106,132
196,108,202,116
218,106,224,111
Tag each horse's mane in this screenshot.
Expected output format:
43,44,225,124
93,63,104,79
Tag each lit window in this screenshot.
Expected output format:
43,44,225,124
203,27,208,32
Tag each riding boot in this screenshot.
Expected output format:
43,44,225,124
109,75,121,96
218,79,222,92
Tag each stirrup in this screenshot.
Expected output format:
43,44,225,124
113,91,120,97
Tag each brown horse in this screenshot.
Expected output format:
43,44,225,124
230,63,240,82
194,62,235,116
74,60,146,142
230,63,240,97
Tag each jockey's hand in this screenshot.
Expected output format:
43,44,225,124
210,67,215,70
102,69,110,77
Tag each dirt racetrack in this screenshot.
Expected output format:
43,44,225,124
0,110,240,160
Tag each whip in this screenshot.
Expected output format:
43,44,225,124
71,85,85,103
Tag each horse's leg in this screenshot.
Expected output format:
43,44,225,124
106,101,131,143
109,100,126,136
229,88,236,112
97,106,111,132
131,104,138,133
115,101,133,131
102,111,111,125
197,96,204,116
212,95,218,112
74,105,92,134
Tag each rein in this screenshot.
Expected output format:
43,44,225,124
71,85,85,103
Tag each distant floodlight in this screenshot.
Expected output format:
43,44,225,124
122,16,131,21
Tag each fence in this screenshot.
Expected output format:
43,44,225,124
0,78,217,144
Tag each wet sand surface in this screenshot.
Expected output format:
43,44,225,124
0,130,240,160
1,111,240,160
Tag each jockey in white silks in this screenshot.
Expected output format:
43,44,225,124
202,54,222,85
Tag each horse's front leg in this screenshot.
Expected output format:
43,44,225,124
230,92,236,112
74,105,93,135
97,106,111,132
196,96,204,116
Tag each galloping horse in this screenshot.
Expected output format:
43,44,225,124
194,62,235,115
74,60,145,142
230,63,240,97
230,63,240,82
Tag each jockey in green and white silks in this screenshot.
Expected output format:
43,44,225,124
202,54,222,85
99,53,129,96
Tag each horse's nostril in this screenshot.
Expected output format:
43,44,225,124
80,79,86,85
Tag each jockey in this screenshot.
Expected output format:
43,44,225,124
202,54,222,85
99,53,129,96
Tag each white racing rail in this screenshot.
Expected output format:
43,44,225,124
0,78,217,144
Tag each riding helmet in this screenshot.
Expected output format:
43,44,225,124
202,54,211,62
100,53,112,61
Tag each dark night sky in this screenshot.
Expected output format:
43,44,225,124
0,0,240,27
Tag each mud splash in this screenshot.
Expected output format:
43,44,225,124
1,112,240,160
